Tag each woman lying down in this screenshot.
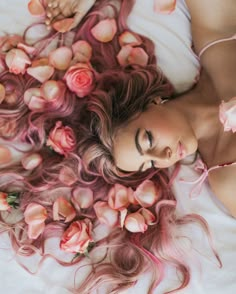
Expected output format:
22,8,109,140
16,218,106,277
0,0,235,293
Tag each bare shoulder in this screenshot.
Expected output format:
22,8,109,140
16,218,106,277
208,165,236,218
185,0,236,52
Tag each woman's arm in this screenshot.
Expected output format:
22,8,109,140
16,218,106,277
186,0,236,101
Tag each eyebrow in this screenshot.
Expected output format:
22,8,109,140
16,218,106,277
135,128,145,172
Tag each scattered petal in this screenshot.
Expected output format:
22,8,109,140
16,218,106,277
91,19,117,43
27,65,54,83
0,84,6,104
124,212,148,233
59,166,77,186
117,45,133,66
53,197,76,223
72,187,93,210
139,208,156,225
219,97,236,132
24,87,46,110
17,43,36,55
119,31,142,47
154,0,176,14
49,46,73,70
134,180,160,208
108,183,130,210
41,80,65,101
128,47,149,66
72,40,93,63
28,0,45,17
94,201,118,227
5,48,31,75
0,145,12,165
21,153,42,170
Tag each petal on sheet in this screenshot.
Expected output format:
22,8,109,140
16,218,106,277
28,0,46,17
28,222,45,239
91,19,117,43
52,18,74,33
27,65,54,83
49,47,73,70
153,0,176,14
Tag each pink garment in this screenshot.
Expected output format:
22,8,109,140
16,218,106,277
199,34,236,58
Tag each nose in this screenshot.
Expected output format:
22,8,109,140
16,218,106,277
148,146,172,161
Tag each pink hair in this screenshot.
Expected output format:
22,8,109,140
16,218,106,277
0,0,221,293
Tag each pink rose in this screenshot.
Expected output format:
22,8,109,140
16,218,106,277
0,192,10,211
53,197,76,223
24,203,47,239
46,121,76,155
124,212,148,233
108,183,131,210
60,219,93,253
64,63,94,98
134,180,160,208
5,48,31,75
219,97,236,132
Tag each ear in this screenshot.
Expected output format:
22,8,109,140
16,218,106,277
152,96,162,105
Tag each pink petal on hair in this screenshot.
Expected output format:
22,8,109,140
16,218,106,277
72,187,93,210
134,180,160,208
21,153,42,170
128,47,149,66
59,166,77,186
24,88,45,110
41,80,65,101
91,19,117,43
153,0,176,14
72,40,93,63
116,45,133,66
28,222,45,239
24,203,47,226
5,49,31,75
119,208,128,228
27,65,54,83
28,0,45,16
124,212,148,233
0,146,12,164
119,31,142,47
139,208,156,225
0,84,6,104
0,58,6,73
49,47,73,70
53,197,76,223
52,18,74,33
94,201,118,227
108,183,130,210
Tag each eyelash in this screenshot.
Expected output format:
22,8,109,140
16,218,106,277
145,130,155,169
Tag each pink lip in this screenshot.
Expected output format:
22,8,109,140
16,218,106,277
177,142,186,159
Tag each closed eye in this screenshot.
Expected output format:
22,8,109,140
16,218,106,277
146,130,153,148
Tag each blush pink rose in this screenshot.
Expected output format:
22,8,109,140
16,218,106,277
5,48,31,75
60,219,93,253
0,192,10,211
64,63,94,98
219,97,236,132
46,121,76,155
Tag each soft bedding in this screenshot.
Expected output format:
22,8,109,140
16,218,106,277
0,0,236,293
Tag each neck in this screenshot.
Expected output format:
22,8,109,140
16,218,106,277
167,72,221,142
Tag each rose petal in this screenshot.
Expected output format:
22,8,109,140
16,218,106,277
134,180,160,208
52,18,74,33
24,203,47,225
0,145,12,165
49,46,73,70
91,19,117,43
219,97,236,133
53,197,76,223
17,43,36,55
128,47,149,66
5,49,31,75
41,80,65,101
108,183,130,210
124,212,148,233
59,166,77,186
120,208,128,228
27,65,54,83
72,40,93,63
28,0,46,16
94,201,118,227
154,0,176,14
28,222,45,239
0,84,6,104
119,31,142,47
139,208,156,225
21,153,42,170
117,45,133,66
72,187,93,209
24,88,45,110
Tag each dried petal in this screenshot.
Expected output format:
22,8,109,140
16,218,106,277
91,19,117,43
154,0,176,14
49,47,73,70
27,65,54,83
28,0,45,16
72,187,93,209
21,153,42,170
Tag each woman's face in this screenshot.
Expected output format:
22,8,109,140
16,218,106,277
113,101,198,172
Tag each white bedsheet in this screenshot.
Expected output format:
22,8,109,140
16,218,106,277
0,1,236,293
